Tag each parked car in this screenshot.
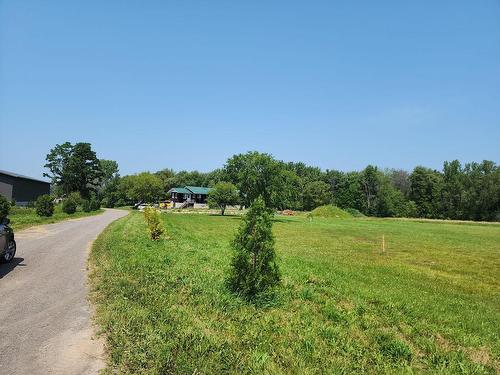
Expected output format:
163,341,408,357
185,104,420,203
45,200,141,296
0,217,16,263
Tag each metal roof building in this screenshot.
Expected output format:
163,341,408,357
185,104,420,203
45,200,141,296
0,170,51,204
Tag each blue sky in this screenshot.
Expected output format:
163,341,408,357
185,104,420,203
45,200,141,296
1,1,499,179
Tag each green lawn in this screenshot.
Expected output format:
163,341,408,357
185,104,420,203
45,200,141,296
89,212,500,374
10,206,104,231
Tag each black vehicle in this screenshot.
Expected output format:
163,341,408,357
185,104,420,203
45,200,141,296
0,217,16,263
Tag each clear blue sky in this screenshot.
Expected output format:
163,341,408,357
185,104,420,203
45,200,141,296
1,1,499,179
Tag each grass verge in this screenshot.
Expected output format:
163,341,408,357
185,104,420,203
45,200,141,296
89,212,500,374
10,206,104,231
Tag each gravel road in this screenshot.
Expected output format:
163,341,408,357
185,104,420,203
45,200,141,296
0,209,128,375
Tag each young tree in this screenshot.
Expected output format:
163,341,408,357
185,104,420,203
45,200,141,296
207,182,239,215
227,197,280,299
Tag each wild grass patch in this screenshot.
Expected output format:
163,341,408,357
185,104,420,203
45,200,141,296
90,212,500,374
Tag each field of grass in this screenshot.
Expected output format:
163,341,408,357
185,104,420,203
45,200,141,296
9,206,104,231
90,211,500,374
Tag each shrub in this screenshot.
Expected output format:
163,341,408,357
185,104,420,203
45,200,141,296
227,196,280,299
35,194,54,217
62,197,77,214
82,199,92,212
143,207,164,240
0,195,10,220
67,192,82,206
90,196,101,211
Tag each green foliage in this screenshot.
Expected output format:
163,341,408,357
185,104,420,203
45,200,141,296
117,155,500,221
143,207,165,240
62,193,80,214
224,151,299,209
89,194,100,211
227,197,280,299
35,194,54,217
310,205,352,218
119,172,164,203
409,166,443,218
44,142,103,198
82,199,92,212
302,180,332,211
0,195,10,220
207,182,239,215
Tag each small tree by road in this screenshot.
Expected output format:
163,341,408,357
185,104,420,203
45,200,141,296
208,182,239,215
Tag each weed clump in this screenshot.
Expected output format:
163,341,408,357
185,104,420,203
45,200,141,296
227,196,280,299
143,206,165,240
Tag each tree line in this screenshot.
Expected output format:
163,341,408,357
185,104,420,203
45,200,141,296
44,144,500,222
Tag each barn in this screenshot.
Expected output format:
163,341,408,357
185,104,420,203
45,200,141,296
0,170,51,205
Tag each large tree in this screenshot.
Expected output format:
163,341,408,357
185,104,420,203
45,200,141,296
224,151,300,209
44,142,103,198
119,172,164,203
409,166,443,218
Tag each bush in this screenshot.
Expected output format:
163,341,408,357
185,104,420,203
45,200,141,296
227,196,280,299
82,199,92,212
35,194,54,217
90,196,100,211
143,207,164,240
62,197,77,214
67,192,82,206
0,195,10,220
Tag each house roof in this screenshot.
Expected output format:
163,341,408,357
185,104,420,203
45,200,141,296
0,169,50,184
168,186,212,195
168,187,192,194
185,186,212,195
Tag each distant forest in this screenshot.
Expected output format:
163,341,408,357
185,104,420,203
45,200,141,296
43,144,500,222
106,152,499,222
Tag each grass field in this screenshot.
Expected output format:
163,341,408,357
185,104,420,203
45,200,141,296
9,206,104,231
90,211,500,374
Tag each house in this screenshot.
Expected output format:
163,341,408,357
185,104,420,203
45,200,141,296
0,169,51,205
167,186,212,208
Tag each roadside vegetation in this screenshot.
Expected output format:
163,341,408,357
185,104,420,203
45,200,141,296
9,204,103,231
90,211,500,374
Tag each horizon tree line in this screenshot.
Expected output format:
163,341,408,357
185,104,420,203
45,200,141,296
43,143,500,222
